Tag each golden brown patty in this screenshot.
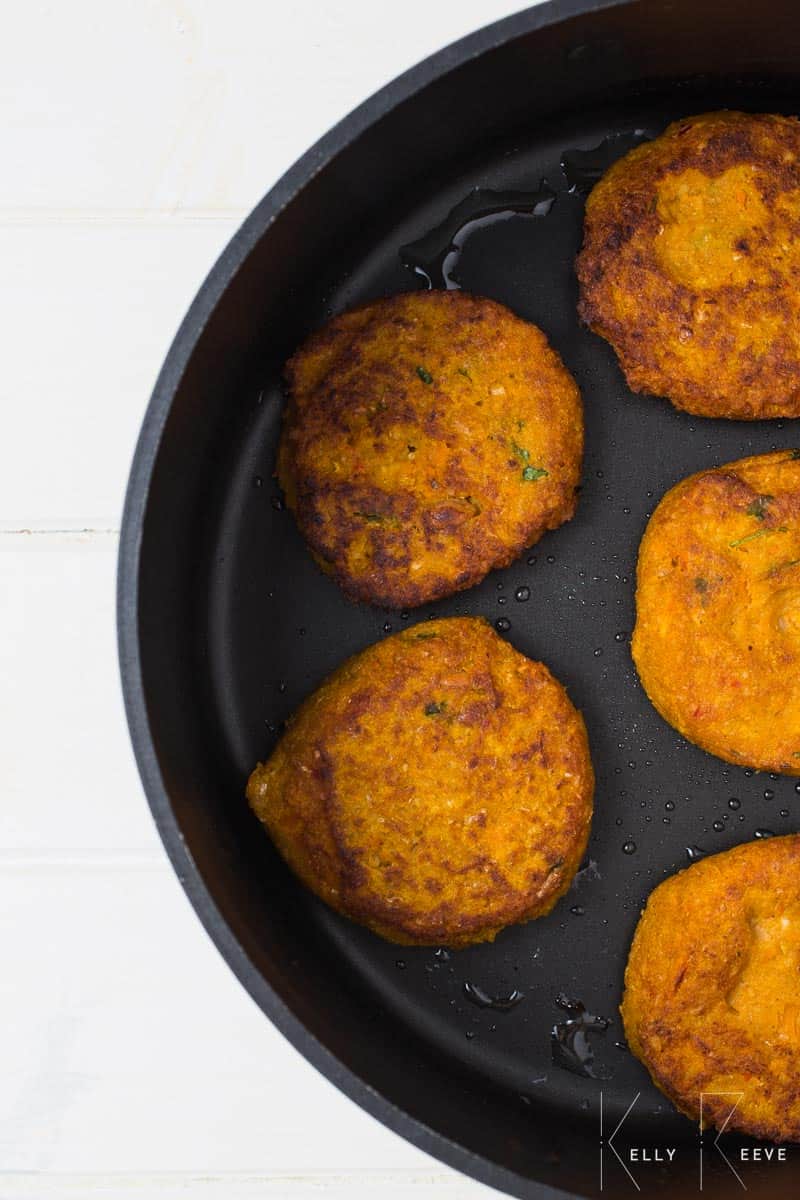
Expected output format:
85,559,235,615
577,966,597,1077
278,290,583,608
622,835,800,1142
632,450,800,774
246,617,594,947
577,110,800,419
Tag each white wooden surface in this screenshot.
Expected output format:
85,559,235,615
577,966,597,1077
2,2,541,1197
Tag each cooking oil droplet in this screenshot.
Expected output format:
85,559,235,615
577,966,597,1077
551,994,612,1080
463,982,524,1012
271,495,284,511
614,631,628,642
465,1030,476,1040
712,820,724,832
728,797,741,810
495,617,511,633
781,809,790,818
764,789,775,800
593,648,603,657
570,905,586,916
686,845,706,861
622,840,636,855
755,828,775,838
253,475,263,488
515,585,531,602
527,555,538,566
561,133,652,194
546,554,556,564
434,947,450,962
665,800,675,811
395,960,406,970
383,621,392,633
400,184,556,290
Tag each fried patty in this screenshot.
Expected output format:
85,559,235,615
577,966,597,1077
632,450,800,774
577,110,800,419
622,835,800,1142
278,291,583,608
246,617,594,947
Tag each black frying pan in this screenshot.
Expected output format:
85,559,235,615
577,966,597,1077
117,2,800,1196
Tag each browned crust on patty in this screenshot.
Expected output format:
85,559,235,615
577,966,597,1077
577,111,800,419
246,617,594,947
622,835,800,1142
278,290,583,608
632,449,800,774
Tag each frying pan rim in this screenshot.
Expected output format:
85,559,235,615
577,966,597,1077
119,3,647,1198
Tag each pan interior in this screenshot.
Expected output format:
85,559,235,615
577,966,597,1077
148,77,800,1199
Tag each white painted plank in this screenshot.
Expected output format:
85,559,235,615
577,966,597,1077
0,1172,497,1198
0,864,440,1175
3,0,527,216
0,222,237,525
0,535,161,852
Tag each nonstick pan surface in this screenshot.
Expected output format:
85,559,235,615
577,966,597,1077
118,2,800,1197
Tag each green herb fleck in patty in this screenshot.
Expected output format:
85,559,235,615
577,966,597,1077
746,494,773,521
729,526,787,548
522,465,549,482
